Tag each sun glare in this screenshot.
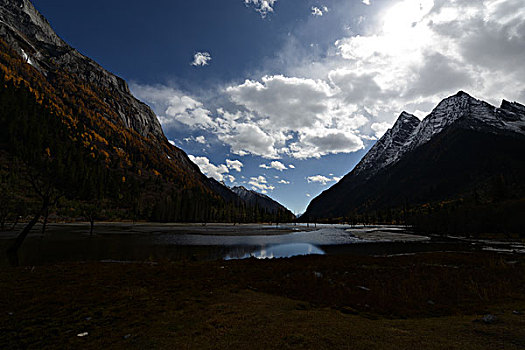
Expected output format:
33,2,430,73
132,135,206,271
381,0,435,35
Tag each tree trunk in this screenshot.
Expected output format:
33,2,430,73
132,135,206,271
89,217,94,236
41,207,49,235
7,197,48,266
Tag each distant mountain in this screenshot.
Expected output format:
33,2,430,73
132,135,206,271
0,0,292,223
231,186,295,220
302,91,525,234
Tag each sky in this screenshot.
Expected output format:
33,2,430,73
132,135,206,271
32,0,525,214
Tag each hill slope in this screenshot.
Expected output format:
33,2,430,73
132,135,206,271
302,92,525,234
0,0,293,223
231,186,294,222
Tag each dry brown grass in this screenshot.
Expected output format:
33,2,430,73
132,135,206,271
1,252,524,349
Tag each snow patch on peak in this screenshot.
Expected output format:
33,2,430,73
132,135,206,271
353,111,420,177
20,48,35,67
350,92,525,181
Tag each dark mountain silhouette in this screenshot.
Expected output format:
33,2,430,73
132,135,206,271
231,186,294,221
302,92,525,235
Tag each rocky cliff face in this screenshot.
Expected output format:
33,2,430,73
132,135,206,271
0,0,164,140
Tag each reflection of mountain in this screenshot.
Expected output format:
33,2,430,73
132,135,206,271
224,243,325,260
0,0,293,222
303,92,525,235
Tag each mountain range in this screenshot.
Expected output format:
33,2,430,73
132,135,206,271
0,0,293,223
303,91,525,235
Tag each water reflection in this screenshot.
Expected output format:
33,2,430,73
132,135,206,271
0,224,437,266
225,243,325,260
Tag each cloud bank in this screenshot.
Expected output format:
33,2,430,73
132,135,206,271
134,0,525,162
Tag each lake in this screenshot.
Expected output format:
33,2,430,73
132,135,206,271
1,223,523,266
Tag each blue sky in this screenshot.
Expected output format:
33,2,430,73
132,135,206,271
32,0,525,214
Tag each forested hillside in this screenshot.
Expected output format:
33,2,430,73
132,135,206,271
0,39,293,224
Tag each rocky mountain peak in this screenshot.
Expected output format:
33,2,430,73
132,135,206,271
0,0,65,48
394,111,421,130
353,111,420,178
0,0,165,140
501,99,525,115
350,91,525,181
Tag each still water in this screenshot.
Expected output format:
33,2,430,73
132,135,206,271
1,223,500,266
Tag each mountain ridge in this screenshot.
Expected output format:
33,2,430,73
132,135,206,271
0,0,164,140
231,186,294,219
302,91,525,234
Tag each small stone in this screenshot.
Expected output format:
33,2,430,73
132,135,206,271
356,286,370,291
339,306,358,315
314,271,323,278
123,334,131,339
512,310,521,315
7,312,13,316
85,317,92,321
427,300,435,305
482,314,496,324
77,332,89,337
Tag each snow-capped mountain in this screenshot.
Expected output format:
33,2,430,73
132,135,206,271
404,91,525,154
302,91,525,222
354,111,421,178
355,91,525,180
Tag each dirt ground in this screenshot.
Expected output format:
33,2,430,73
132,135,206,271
1,251,524,349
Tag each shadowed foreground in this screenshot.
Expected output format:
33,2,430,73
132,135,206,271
1,252,525,349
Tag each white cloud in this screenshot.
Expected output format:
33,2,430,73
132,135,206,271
362,0,371,5
249,175,275,193
130,85,214,129
331,0,525,109
371,122,391,138
185,136,208,144
288,164,295,169
224,175,236,183
191,52,212,67
245,0,277,18
311,6,328,16
189,155,231,182
307,174,342,185
226,75,365,158
226,159,244,172
307,175,333,185
278,179,290,184
259,161,287,171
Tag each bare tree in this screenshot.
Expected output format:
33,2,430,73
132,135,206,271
7,168,62,266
